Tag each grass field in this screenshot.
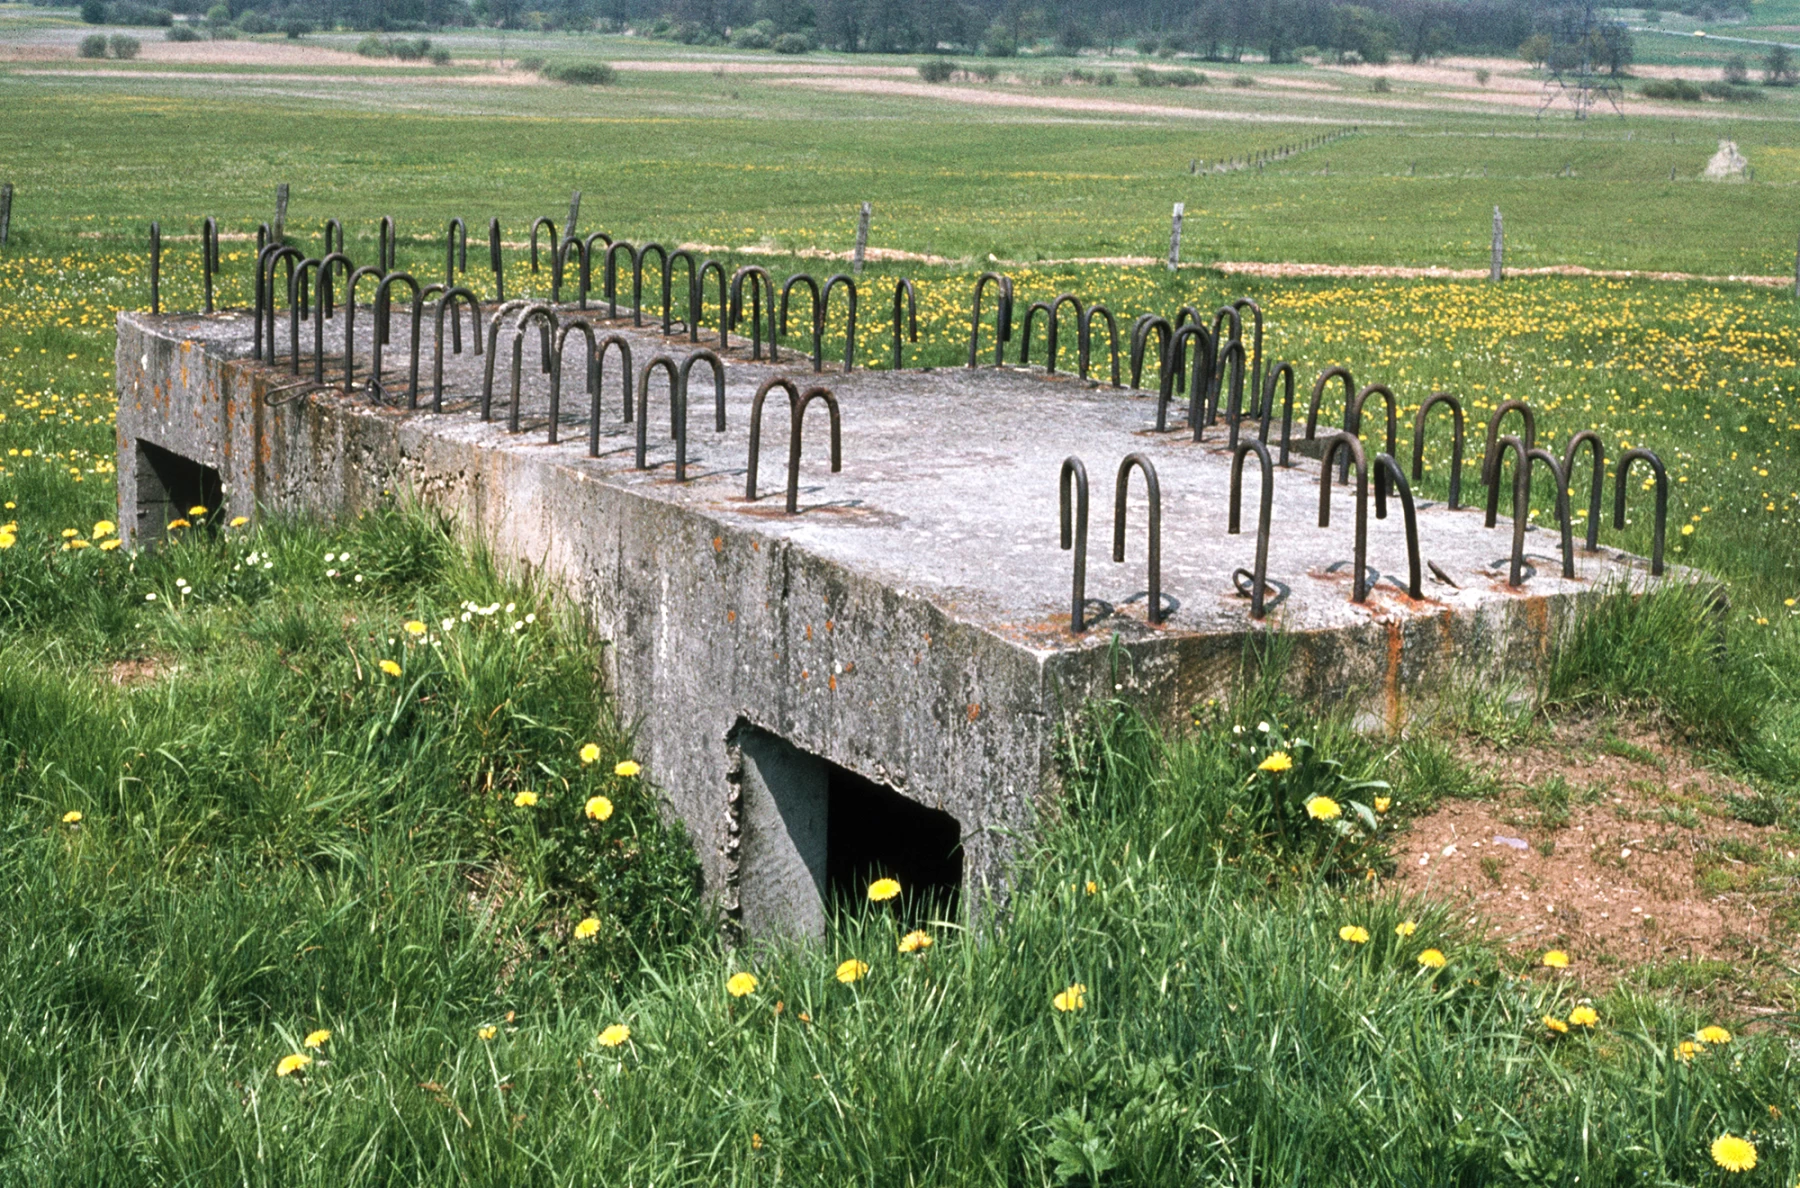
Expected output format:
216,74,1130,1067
4,15,1800,1184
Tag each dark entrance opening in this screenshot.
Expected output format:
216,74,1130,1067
826,765,962,922
135,440,223,544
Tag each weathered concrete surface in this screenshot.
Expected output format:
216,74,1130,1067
115,305,1687,937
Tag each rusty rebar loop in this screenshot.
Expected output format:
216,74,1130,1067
488,217,505,302
446,217,467,288
201,216,219,314
1158,323,1212,436
1522,447,1577,579
1208,304,1243,415
1304,365,1354,444
1613,447,1668,576
1372,453,1423,598
1112,452,1164,624
1082,304,1120,387
635,354,686,478
1218,338,1248,447
1264,361,1298,466
507,303,559,432
1410,391,1465,509
313,253,354,387
548,319,597,446
323,218,344,258
556,237,585,308
1481,399,1537,488
378,215,397,274
372,272,424,409
581,232,612,314
666,249,698,336
780,273,824,372
1017,301,1052,368
1563,429,1606,551
697,259,728,348
823,274,857,373
1232,297,1265,409
528,216,559,277
1173,304,1203,332
1047,293,1085,377
745,377,801,502
1485,434,1530,586
480,299,533,419
341,264,385,394
318,219,340,317
1228,437,1275,618
1129,314,1172,392
255,244,302,362
634,243,667,329
431,286,482,412
604,240,638,321
1318,432,1372,603
729,265,777,361
891,277,918,371
1348,382,1400,499
593,334,634,444
968,272,1012,367
788,387,843,514
287,257,323,375
1059,456,1090,634
680,348,727,433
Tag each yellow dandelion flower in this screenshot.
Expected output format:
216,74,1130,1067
1568,1006,1598,1027
1544,1015,1569,1034
478,1024,497,1041
275,1053,311,1077
1394,921,1417,937
1696,1025,1732,1045
1258,751,1293,773
1052,983,1088,1012
727,972,759,997
1675,1040,1701,1061
402,620,427,636
230,516,249,527
614,759,642,778
752,1132,763,1150
99,538,121,551
513,791,538,808
377,659,402,677
61,810,83,824
898,930,933,953
574,916,600,939
1710,1134,1757,1173
166,519,190,530
1307,796,1341,820
91,519,114,538
1339,925,1370,944
1084,880,1097,895
1541,950,1569,969
597,1024,630,1048
867,877,901,902
1418,948,1447,969
835,958,869,984
579,742,601,764
1374,796,1391,813
0,532,14,550
62,539,90,551
304,1029,331,1049
60,528,78,538
584,795,614,821
187,505,208,516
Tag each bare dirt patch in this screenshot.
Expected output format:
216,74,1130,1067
769,77,1356,124
1392,718,1792,986
1213,260,1794,287
108,655,173,686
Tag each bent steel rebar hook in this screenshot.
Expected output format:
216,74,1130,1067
823,274,857,373
1304,366,1356,482
313,252,354,386
1523,447,1576,579
1410,392,1466,509
1613,447,1668,576
1218,338,1248,448
201,217,219,314
149,221,161,314
1481,399,1537,490
1318,432,1373,603
319,219,343,318
1263,362,1299,467
340,264,384,394
1371,453,1424,598
488,217,505,302
479,299,534,420
666,249,699,337
446,218,467,288
746,377,800,502
1082,304,1120,387
1229,437,1276,618
891,278,918,371
968,272,1012,367
787,387,842,514
696,259,728,348
556,236,585,308
593,334,634,444
635,355,686,478
1207,304,1242,416
1486,434,1531,586
372,272,424,408
257,244,303,363
1113,453,1164,624
679,349,727,433
548,319,596,446
634,243,668,329
288,257,323,375
529,216,559,286
1060,456,1090,634
1017,301,1052,369
601,241,637,320
1129,314,1173,392
580,231,612,313
729,265,778,361
1348,382,1400,499
1158,323,1213,438
432,286,482,413
378,215,397,274
506,303,559,431
780,273,824,372
1232,297,1265,407
1563,430,1606,551
1046,293,1086,377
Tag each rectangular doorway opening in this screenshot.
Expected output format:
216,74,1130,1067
135,440,223,545
731,721,962,940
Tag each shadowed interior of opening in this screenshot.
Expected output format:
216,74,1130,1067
826,765,962,922
136,439,223,543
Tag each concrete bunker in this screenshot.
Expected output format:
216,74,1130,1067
731,720,962,940
134,439,222,543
